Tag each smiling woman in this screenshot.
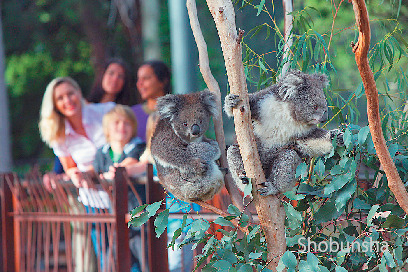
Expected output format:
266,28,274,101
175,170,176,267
87,58,135,106
132,60,171,143
38,76,115,187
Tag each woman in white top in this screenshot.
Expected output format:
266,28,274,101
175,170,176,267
39,76,115,187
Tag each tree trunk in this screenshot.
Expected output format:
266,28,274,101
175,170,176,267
0,8,12,172
280,0,293,78
186,0,248,214
114,0,144,67
204,0,286,270
351,0,408,214
79,1,108,79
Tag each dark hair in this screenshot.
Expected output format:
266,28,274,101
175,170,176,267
87,58,136,105
139,60,172,95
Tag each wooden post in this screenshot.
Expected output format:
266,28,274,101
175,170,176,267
146,164,169,272
1,173,16,272
114,167,131,271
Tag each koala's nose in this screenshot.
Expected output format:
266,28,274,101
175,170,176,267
191,124,201,136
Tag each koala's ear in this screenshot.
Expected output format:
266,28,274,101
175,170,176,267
278,70,304,100
201,89,218,116
312,72,329,89
157,94,181,119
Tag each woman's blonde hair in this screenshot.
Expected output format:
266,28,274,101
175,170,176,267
39,77,83,147
102,105,138,143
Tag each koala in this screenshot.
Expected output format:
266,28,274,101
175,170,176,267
224,70,342,195
151,90,225,202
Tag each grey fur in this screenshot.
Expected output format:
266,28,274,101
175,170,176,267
225,70,342,195
151,90,224,202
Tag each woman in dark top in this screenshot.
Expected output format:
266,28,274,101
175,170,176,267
87,57,137,105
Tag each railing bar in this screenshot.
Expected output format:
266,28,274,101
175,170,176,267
101,221,106,272
37,175,55,212
44,222,51,272
107,223,115,272
36,221,43,272
12,213,116,222
54,221,61,272
27,219,33,271
63,220,73,272
20,221,26,272
95,220,102,272
51,177,66,213
86,221,93,272
5,174,23,212
97,176,114,205
40,175,64,214
31,181,45,213
51,222,57,272
128,179,147,272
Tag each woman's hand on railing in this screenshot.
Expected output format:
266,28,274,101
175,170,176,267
66,167,87,188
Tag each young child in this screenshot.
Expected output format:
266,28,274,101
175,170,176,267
94,105,146,179
93,105,146,272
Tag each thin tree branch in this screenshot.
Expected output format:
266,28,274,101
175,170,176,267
204,0,286,270
194,200,248,234
280,0,293,78
351,0,408,214
186,0,246,214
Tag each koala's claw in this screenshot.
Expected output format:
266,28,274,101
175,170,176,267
224,94,242,117
240,176,250,185
238,171,249,184
257,182,280,195
330,129,344,146
258,186,279,196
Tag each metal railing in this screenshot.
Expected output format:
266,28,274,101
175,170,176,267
0,165,168,272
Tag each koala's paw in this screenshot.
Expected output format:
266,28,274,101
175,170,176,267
239,171,250,185
258,182,280,196
224,94,242,117
219,167,229,175
192,158,208,175
330,129,344,146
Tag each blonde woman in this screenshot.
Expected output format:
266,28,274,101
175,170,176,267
39,76,115,272
39,76,115,187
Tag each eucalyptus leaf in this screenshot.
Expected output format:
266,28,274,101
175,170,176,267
214,217,235,228
129,211,149,227
335,180,356,211
146,200,163,217
213,260,232,270
358,126,370,145
367,205,380,226
280,251,297,270
154,209,169,237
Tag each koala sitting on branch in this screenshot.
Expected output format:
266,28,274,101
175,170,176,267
225,70,342,195
151,90,225,202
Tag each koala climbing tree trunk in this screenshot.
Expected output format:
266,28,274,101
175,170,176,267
351,0,408,215
188,0,286,270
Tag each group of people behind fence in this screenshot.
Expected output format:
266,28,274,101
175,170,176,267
38,58,191,271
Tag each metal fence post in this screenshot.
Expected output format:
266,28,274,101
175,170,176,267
114,167,131,271
146,163,169,272
1,173,16,272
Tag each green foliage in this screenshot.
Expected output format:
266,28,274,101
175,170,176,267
5,50,93,163
129,1,408,271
